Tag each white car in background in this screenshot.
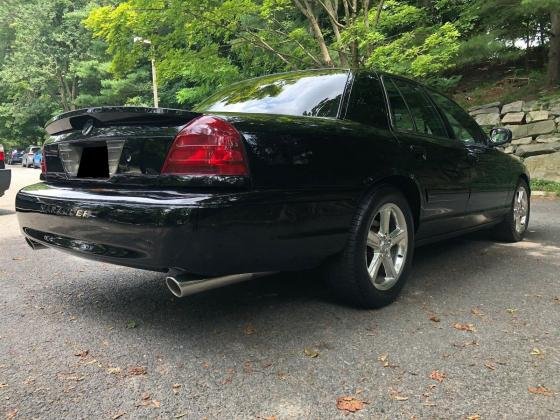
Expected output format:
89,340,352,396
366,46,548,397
21,145,41,168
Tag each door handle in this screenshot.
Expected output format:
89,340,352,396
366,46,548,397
409,145,427,160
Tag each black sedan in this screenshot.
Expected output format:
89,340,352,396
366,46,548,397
16,69,530,308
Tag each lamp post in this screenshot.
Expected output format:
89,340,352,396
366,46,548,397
133,36,159,108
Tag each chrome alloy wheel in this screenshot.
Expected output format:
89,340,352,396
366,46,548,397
365,203,408,291
513,185,529,234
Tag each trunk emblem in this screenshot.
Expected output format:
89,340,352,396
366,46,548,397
82,119,95,136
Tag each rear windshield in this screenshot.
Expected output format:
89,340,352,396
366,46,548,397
195,70,349,118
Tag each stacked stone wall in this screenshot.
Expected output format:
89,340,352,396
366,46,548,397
469,100,560,182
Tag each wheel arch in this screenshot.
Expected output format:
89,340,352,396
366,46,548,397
519,173,531,195
361,175,422,232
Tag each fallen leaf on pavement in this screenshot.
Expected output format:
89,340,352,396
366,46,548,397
244,323,256,335
57,372,85,381
453,340,479,348
129,366,147,375
112,411,126,419
336,396,368,412
429,315,440,323
377,353,398,368
528,386,553,396
303,348,319,358
453,323,476,332
222,368,235,384
74,350,89,358
126,320,137,329
471,307,484,316
506,308,517,314
12,257,23,261
6,409,18,419
107,367,121,375
0,383,7,388
389,388,409,401
243,361,253,373
466,415,481,420
137,393,161,408
429,370,446,382
484,361,496,370
172,383,182,394
530,348,544,356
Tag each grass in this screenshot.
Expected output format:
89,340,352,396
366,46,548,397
531,179,560,195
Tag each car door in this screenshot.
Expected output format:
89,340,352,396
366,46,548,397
382,76,473,239
428,91,513,222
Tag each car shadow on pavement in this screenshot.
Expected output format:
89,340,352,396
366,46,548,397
37,220,559,351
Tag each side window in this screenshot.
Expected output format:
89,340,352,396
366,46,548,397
430,91,487,145
384,78,415,132
345,73,389,129
388,78,448,138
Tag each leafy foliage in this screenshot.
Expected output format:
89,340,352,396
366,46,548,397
2,0,560,147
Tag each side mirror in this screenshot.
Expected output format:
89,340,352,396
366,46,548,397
489,127,512,147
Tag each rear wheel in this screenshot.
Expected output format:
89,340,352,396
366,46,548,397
494,179,530,242
326,186,414,308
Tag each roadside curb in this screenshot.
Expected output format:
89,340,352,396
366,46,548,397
532,190,559,198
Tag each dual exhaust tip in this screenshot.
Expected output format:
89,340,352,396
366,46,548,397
165,272,273,298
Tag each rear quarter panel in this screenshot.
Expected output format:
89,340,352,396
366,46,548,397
218,113,402,191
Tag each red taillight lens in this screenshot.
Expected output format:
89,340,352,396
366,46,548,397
0,150,4,162
161,116,248,176
40,148,47,173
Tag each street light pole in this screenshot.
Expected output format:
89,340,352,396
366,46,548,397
133,36,159,108
150,57,159,108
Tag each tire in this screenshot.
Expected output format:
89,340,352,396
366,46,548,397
326,185,415,309
494,179,530,242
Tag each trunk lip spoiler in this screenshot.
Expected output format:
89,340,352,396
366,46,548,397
45,107,200,135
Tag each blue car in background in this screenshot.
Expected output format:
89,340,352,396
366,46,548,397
33,149,42,169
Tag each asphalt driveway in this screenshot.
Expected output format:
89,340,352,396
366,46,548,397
1,166,559,419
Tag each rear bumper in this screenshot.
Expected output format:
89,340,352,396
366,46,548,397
0,169,11,196
16,183,353,275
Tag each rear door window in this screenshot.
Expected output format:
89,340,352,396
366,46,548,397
384,78,416,132
386,77,448,138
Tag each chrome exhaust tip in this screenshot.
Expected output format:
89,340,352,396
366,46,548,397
165,272,274,298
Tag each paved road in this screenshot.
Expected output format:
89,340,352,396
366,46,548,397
1,166,559,419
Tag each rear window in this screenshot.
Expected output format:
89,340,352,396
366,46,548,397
196,70,349,118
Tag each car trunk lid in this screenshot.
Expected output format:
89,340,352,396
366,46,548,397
43,107,217,186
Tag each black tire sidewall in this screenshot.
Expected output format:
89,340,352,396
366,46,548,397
350,187,415,307
508,180,531,242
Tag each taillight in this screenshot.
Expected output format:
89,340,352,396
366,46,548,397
161,116,248,176
40,148,47,173
0,146,4,162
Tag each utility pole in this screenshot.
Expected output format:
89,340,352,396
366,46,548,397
133,36,159,107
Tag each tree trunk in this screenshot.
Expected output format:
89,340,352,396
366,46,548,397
293,0,333,67
547,10,560,87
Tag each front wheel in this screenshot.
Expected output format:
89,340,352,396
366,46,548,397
494,179,530,242
326,186,414,308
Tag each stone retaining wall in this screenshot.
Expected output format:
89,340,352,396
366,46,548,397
469,100,560,182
